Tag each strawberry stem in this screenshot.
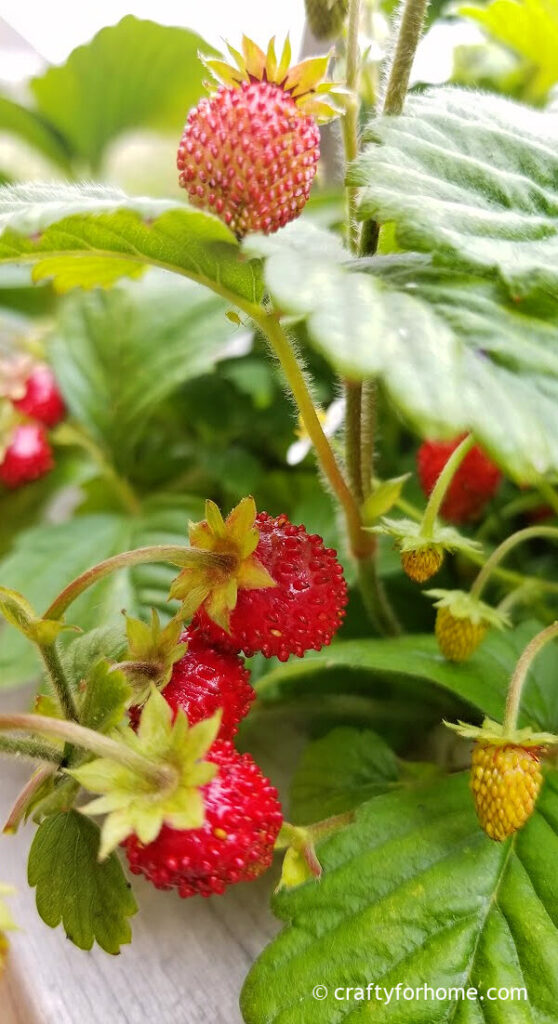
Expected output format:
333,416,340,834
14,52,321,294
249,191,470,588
0,735,61,763
421,434,475,539
342,0,362,251
0,714,177,790
504,621,558,732
38,640,79,722
382,0,430,116
43,545,231,621
3,765,56,835
471,526,558,600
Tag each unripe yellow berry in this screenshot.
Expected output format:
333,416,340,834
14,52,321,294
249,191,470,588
471,742,544,841
401,547,443,583
435,607,487,662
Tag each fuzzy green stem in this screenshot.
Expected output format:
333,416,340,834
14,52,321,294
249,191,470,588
3,765,56,835
0,735,61,763
382,0,430,116
421,434,474,539
256,311,371,559
471,526,558,600
38,642,79,722
0,714,175,790
357,558,401,635
345,381,363,501
504,622,558,732
44,545,232,622
360,381,376,500
342,0,362,250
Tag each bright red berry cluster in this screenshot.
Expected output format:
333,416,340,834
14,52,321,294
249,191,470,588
125,511,347,899
0,364,65,490
417,436,502,524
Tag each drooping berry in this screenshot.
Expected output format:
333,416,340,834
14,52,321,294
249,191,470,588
177,36,339,238
180,503,348,661
305,0,348,39
160,626,255,741
435,606,487,662
417,437,502,524
124,740,283,897
0,424,53,489
14,365,65,428
400,546,444,584
471,741,544,841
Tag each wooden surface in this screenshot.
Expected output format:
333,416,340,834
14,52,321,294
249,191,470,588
0,689,293,1024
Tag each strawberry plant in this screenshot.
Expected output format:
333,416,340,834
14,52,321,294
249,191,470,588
1,2,558,1021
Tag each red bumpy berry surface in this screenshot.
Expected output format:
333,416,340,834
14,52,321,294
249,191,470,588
194,512,348,660
417,436,502,524
160,626,255,741
125,740,283,898
14,365,65,428
0,424,53,489
177,80,320,238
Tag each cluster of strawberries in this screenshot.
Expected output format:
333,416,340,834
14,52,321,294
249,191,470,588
125,507,348,897
0,361,65,490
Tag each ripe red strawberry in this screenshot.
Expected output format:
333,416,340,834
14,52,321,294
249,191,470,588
417,436,502,524
0,424,53,489
177,36,338,238
14,365,65,428
159,626,255,740
124,740,283,897
188,508,348,661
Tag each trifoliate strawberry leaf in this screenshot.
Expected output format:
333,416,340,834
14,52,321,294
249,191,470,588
69,688,220,858
246,224,558,481
256,621,558,732
78,660,131,735
290,727,399,824
350,86,558,297
27,810,137,953
241,770,558,1023
0,184,262,303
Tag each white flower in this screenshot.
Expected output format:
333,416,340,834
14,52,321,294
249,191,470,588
286,397,346,466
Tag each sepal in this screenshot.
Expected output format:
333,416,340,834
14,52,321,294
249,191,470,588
0,587,78,645
426,589,510,629
445,716,558,749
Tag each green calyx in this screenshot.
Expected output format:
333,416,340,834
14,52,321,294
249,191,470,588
0,586,78,646
120,610,185,703
69,688,221,860
445,716,558,749
426,589,510,629
370,516,483,557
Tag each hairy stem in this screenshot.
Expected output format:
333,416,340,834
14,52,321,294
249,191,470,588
44,545,231,621
345,381,363,501
0,735,61,763
357,557,401,635
342,0,362,250
0,714,175,790
38,641,79,722
382,0,430,115
360,380,376,500
3,765,56,835
504,622,558,732
256,311,371,559
421,434,474,539
471,526,558,600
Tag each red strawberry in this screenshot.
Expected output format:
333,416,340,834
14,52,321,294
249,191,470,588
417,436,502,524
0,424,53,489
192,511,348,661
14,365,65,428
177,36,338,238
159,626,254,741
125,740,283,897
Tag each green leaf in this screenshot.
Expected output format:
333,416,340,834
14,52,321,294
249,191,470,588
0,183,262,304
79,660,131,734
62,625,127,691
290,727,399,823
0,494,202,688
247,225,558,481
27,810,137,953
256,621,558,732
0,96,73,172
463,0,558,100
48,271,245,461
241,770,558,1023
29,17,216,170
362,474,410,523
350,86,558,297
